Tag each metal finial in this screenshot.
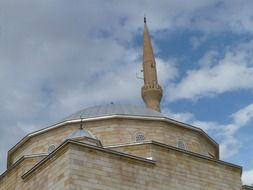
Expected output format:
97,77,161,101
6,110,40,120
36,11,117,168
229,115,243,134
80,118,83,129
144,16,146,23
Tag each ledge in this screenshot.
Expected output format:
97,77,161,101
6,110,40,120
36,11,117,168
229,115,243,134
0,153,47,181
7,114,219,168
107,140,242,175
22,139,156,181
242,185,253,190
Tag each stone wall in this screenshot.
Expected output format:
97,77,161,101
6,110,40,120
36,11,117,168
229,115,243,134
109,143,153,159
9,123,77,165
0,155,45,190
152,144,241,189
22,146,70,190
1,141,241,190
242,186,253,190
67,142,240,190
9,118,218,168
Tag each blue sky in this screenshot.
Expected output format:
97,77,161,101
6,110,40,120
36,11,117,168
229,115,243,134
0,0,253,185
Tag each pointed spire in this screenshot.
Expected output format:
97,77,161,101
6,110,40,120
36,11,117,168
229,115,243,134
143,17,158,85
141,17,163,112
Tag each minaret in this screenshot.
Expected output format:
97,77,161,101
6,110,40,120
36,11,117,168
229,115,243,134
141,17,163,112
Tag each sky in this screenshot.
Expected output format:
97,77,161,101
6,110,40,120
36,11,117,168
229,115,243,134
0,0,253,185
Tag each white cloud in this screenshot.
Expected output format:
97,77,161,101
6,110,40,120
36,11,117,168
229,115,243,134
242,170,253,186
164,102,253,160
198,50,219,67
169,41,253,101
191,121,241,160
163,109,194,124
0,0,253,179
156,58,178,85
232,104,253,126
190,35,208,49
219,135,241,159
191,120,220,131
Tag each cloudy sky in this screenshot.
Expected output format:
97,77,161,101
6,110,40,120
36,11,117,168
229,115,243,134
0,0,253,185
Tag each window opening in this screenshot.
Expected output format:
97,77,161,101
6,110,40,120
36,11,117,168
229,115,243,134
177,140,186,150
135,132,145,142
48,144,56,153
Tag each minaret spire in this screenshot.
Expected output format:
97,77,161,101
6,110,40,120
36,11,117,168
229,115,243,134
141,17,163,112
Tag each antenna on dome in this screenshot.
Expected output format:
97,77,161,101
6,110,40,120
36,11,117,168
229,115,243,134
80,118,84,129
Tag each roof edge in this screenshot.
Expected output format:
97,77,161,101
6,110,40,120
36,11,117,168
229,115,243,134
0,153,47,180
22,139,156,180
7,114,218,167
153,141,240,173
107,140,241,174
242,185,253,190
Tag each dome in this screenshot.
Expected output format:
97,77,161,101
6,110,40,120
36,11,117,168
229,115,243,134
67,128,102,147
67,128,97,140
62,104,163,122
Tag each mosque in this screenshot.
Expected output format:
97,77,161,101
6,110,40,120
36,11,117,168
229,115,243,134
0,18,252,190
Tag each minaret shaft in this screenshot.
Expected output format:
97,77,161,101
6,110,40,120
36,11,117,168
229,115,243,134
143,23,158,84
141,18,163,112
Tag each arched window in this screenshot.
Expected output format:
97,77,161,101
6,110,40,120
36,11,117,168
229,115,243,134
48,144,56,153
177,139,186,150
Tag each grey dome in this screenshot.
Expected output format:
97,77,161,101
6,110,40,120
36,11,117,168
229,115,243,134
62,104,163,122
67,128,97,140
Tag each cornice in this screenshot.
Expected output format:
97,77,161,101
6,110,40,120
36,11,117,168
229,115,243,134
22,139,155,180
7,114,219,168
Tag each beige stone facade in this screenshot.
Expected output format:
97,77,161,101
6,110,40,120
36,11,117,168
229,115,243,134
0,137,242,190
8,117,218,167
0,114,245,190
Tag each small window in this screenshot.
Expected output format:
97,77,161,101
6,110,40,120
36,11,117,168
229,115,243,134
177,140,186,150
135,132,145,142
48,144,56,153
